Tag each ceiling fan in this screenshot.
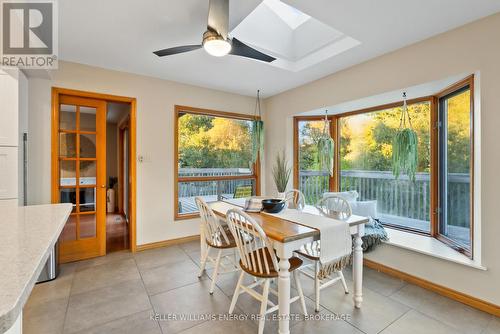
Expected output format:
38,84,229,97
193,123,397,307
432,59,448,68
153,0,276,62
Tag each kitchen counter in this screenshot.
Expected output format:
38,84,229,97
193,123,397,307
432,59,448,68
0,204,72,334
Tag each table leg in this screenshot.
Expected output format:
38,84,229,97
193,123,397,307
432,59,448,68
278,255,291,334
353,231,363,308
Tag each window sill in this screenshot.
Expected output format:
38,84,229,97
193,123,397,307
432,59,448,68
383,228,486,271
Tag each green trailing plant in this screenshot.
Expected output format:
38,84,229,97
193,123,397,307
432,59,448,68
272,150,292,193
252,120,264,164
251,90,264,164
317,111,335,176
392,93,419,181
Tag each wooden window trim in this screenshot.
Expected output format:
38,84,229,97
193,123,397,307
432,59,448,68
292,75,475,258
174,105,261,220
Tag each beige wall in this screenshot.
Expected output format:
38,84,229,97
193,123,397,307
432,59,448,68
263,13,500,304
27,61,258,245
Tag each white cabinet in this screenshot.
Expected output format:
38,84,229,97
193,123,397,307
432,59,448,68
0,147,18,199
0,69,26,204
0,72,19,146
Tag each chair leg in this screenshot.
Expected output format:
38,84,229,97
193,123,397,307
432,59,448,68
339,270,349,294
233,248,238,266
209,249,222,294
314,261,320,312
258,279,270,334
229,271,245,314
293,270,308,316
198,246,210,278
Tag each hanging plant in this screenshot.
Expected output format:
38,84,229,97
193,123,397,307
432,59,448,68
392,92,419,181
251,90,264,164
317,110,335,176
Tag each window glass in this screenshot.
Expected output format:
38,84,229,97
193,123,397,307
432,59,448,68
339,102,431,232
178,113,253,175
176,111,257,216
439,88,472,250
297,120,330,204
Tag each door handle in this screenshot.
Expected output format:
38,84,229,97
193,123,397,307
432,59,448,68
101,185,106,188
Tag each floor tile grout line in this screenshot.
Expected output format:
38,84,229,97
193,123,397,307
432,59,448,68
146,277,211,298
376,308,411,334
65,258,142,298
133,254,164,334
68,308,156,334
385,280,408,298
61,264,77,334
135,246,199,273
391,292,492,333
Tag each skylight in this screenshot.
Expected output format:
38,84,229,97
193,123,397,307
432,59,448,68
263,0,311,30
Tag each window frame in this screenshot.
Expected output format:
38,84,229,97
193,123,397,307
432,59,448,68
436,78,474,258
293,75,475,258
174,105,261,220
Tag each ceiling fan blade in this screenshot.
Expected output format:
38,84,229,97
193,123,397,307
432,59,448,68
229,38,276,63
207,0,229,39
153,45,202,57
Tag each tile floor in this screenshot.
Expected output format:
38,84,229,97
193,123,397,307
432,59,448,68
24,241,497,334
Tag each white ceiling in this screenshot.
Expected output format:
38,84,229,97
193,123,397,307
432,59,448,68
58,0,500,97
301,72,473,116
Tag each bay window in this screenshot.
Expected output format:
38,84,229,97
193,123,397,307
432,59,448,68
293,76,474,256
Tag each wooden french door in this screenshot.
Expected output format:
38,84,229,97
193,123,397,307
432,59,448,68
54,95,107,262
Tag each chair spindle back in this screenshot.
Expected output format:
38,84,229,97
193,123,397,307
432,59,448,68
195,197,230,247
226,209,278,275
316,195,352,220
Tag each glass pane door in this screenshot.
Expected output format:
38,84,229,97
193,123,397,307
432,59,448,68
59,104,97,240
56,95,107,262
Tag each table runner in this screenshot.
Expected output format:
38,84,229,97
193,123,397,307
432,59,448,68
262,208,352,279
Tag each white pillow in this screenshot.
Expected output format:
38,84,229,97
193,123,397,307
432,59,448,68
323,191,359,203
350,200,378,218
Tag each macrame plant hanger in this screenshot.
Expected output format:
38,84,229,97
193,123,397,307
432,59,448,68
399,92,413,130
317,109,335,176
251,90,264,164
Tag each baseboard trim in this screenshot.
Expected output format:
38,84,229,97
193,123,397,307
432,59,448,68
136,235,200,252
364,259,500,317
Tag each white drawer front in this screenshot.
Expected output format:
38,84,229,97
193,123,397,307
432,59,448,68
0,147,18,199
0,74,19,146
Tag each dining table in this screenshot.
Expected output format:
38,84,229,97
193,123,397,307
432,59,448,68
206,198,369,334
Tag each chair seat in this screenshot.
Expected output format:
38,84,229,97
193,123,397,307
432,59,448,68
240,248,303,278
206,225,237,249
295,240,321,261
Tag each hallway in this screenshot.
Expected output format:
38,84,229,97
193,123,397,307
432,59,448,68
106,213,129,253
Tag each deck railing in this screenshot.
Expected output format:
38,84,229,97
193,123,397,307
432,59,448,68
299,170,470,228
178,168,254,206
177,168,470,228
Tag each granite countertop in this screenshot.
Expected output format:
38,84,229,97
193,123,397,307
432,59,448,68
0,204,72,334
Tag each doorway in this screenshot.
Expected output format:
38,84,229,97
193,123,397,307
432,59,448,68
52,88,137,263
106,102,131,253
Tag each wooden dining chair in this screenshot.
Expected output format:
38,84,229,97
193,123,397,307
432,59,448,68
284,189,305,210
226,208,308,334
295,194,352,312
195,197,239,294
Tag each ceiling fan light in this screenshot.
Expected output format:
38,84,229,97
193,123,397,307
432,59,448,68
203,39,231,57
